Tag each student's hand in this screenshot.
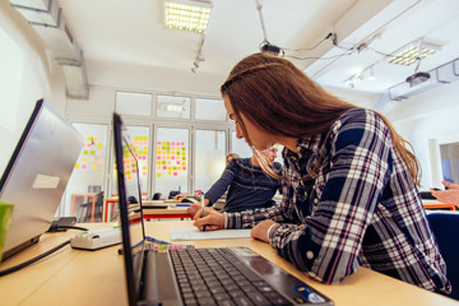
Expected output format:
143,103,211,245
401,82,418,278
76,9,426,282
193,207,224,231
431,181,459,206
251,220,279,243
187,203,201,216
441,181,459,190
186,199,211,216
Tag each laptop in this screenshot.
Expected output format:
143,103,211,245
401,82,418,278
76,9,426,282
0,99,84,261
113,113,334,306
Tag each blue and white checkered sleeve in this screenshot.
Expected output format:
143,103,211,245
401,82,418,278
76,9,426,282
270,110,393,284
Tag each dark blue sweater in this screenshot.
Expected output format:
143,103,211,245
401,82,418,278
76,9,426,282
205,158,282,213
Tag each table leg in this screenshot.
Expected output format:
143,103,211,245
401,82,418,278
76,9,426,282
90,195,96,223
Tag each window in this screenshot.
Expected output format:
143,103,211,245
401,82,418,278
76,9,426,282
115,91,152,116
154,127,189,196
195,98,226,121
65,123,109,219
440,142,459,183
231,131,252,158
111,126,150,197
195,130,227,192
157,95,191,119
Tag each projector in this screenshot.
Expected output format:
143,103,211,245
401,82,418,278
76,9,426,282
405,72,430,87
260,42,282,56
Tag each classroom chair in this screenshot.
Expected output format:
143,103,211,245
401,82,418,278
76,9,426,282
78,191,104,223
427,212,459,300
152,192,162,200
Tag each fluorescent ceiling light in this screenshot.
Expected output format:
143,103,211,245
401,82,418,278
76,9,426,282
161,103,185,112
388,42,440,66
164,0,212,34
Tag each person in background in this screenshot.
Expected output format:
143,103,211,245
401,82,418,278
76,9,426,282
226,152,240,164
187,147,282,215
431,181,459,206
192,52,451,294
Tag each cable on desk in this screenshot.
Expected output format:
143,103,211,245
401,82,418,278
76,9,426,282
55,225,89,231
47,224,89,233
0,240,70,277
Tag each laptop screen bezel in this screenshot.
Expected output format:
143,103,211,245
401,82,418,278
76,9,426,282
113,113,148,305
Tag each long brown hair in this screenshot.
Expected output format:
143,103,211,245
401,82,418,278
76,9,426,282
220,53,420,185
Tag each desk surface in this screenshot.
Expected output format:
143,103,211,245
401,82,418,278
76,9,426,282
0,221,457,306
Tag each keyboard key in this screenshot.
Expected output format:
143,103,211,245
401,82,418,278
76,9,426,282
170,248,291,306
248,292,270,305
233,296,255,306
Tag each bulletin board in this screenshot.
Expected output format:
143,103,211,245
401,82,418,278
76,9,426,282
75,136,104,171
112,135,149,183
156,141,187,177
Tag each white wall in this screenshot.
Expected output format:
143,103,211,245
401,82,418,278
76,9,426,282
65,60,225,123
0,2,67,174
386,81,459,189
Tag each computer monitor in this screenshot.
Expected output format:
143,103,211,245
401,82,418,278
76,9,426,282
0,99,84,261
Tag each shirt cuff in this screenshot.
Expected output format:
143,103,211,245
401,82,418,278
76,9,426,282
223,212,228,229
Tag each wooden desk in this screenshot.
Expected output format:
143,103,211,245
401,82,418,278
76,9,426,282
130,207,191,223
423,200,457,211
0,221,457,306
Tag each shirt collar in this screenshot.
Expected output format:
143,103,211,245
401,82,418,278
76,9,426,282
283,134,324,160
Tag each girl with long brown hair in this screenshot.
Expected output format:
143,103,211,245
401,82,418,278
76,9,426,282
192,53,450,294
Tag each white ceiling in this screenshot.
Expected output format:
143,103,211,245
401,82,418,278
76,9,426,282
55,0,459,96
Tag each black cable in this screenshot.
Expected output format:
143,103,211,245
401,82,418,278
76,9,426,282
283,32,333,52
55,225,89,231
47,224,89,233
285,48,356,61
0,240,71,276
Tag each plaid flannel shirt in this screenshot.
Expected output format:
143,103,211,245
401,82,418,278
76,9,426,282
224,108,450,293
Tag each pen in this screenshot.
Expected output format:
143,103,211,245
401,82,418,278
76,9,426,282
201,192,206,232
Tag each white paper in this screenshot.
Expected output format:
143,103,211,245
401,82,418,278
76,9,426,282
170,227,251,241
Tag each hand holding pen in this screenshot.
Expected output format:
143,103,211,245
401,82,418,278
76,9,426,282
193,193,225,231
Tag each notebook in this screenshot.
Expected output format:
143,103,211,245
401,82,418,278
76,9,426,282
0,99,84,261
113,112,334,306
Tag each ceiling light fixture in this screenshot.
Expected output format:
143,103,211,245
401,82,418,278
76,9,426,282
164,0,213,34
387,41,440,66
161,103,185,112
191,35,205,73
343,63,378,88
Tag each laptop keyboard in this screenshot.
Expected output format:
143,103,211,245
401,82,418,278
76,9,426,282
169,248,291,306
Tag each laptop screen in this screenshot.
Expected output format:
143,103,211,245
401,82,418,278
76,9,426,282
0,99,84,260
113,113,148,305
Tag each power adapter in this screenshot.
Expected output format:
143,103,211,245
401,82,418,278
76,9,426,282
70,226,122,251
